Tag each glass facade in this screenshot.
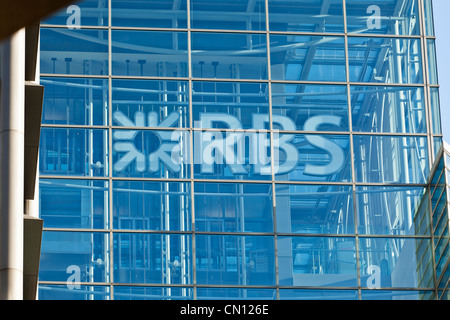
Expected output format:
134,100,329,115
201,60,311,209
37,0,447,300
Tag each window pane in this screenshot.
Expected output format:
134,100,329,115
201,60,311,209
423,0,435,36
278,236,358,287
279,289,358,300
113,180,191,231
112,129,190,179
114,286,193,300
191,0,266,31
193,81,269,130
276,184,354,234
41,77,109,126
111,0,187,28
274,134,352,183
270,35,346,82
42,0,108,27
346,0,419,36
112,31,188,77
40,179,109,229
196,235,275,286
113,233,192,285
40,128,109,177
430,88,442,135
194,182,274,233
427,39,439,85
353,135,429,184
38,285,110,300
40,28,108,75
359,238,433,288
112,79,189,129
268,0,344,33
361,290,435,300
272,84,349,132
39,231,109,282
355,186,429,235
351,86,427,134
191,32,267,80
197,288,276,300
348,37,423,84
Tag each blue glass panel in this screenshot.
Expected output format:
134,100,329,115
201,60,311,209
113,233,192,285
277,236,358,287
41,77,108,126
114,286,193,300
346,0,419,35
274,134,352,183
40,28,108,75
353,135,429,184
40,179,109,229
41,0,108,27
193,81,269,130
112,129,190,179
359,238,433,288
272,84,349,131
361,290,434,300
197,288,276,300
111,0,187,28
191,32,267,80
194,182,273,233
423,0,435,36
112,31,188,77
270,35,346,82
196,235,275,286
112,79,189,129
430,88,442,134
434,136,443,161
348,36,423,84
275,184,354,234
38,285,110,300
351,86,427,134
279,289,358,300
39,128,109,177
193,130,272,180
191,0,266,31
356,186,428,236
112,180,191,231
39,231,109,282
268,0,344,33
427,39,439,85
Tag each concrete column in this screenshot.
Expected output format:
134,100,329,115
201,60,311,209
0,28,26,300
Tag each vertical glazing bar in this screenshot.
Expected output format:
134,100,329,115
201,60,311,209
108,0,113,300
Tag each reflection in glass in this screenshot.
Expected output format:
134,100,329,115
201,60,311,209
279,289,358,300
191,0,266,31
39,231,109,282
423,0,435,36
114,286,193,300
112,30,188,77
351,86,426,134
276,184,354,234
356,186,428,236
41,77,109,126
348,37,422,84
346,0,419,35
113,180,191,231
40,28,108,75
427,39,439,85
275,134,352,183
270,34,346,82
196,235,275,286
361,290,434,300
113,233,192,285
41,0,109,27
268,0,344,33
359,238,433,289
278,236,357,287
194,183,273,233
40,128,109,177
112,79,189,128
111,0,187,28
38,285,110,300
191,32,267,80
40,179,109,229
197,288,276,300
272,84,348,131
430,88,442,135
193,81,269,130
353,135,428,184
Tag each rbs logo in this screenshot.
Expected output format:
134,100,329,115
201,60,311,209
113,111,345,177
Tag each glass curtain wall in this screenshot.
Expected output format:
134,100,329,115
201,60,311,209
37,0,444,300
